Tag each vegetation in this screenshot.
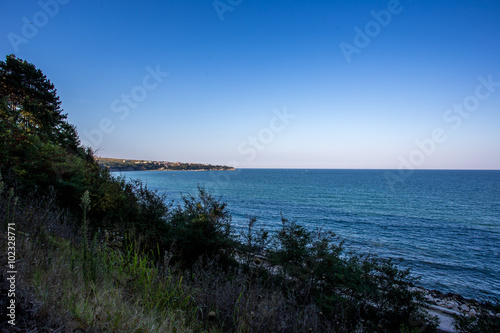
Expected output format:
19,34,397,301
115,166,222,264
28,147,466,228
0,184,195,332
1,54,494,332
97,157,235,172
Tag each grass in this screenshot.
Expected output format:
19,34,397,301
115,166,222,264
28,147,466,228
29,237,193,332
0,186,198,332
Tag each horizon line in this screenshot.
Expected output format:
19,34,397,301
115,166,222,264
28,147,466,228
234,167,500,171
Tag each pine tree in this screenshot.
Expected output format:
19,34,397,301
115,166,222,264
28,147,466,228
0,54,79,150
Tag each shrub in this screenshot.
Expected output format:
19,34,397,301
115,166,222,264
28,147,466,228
166,186,235,267
268,217,437,332
238,216,271,267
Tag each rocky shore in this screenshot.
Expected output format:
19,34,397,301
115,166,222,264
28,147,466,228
414,287,500,332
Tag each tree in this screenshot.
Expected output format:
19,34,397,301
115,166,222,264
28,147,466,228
0,55,174,255
0,54,85,205
0,54,79,150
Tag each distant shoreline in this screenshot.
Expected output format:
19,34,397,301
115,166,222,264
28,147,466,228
109,168,236,172
97,157,235,172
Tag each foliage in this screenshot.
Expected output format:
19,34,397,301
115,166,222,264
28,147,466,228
0,190,196,332
167,186,235,267
0,55,172,246
268,217,437,332
0,54,79,149
238,216,271,267
1,54,85,206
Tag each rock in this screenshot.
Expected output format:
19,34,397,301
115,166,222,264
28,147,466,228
208,311,217,321
460,304,470,312
469,308,477,317
427,297,437,305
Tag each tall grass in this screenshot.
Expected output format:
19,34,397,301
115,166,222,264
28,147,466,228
0,185,198,332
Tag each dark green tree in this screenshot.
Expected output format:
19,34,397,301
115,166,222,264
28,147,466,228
0,54,79,150
0,54,175,260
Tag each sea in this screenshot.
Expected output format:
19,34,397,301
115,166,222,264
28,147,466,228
112,169,500,301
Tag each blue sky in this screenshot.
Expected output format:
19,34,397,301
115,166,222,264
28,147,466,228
1,0,499,169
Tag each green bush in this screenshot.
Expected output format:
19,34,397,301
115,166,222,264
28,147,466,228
238,216,271,267
268,217,437,332
166,186,235,267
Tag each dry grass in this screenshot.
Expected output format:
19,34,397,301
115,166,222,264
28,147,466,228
187,257,326,333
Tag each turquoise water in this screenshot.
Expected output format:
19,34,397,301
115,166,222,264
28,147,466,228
113,169,500,300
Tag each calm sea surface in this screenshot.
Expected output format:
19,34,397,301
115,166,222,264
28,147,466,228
113,169,500,300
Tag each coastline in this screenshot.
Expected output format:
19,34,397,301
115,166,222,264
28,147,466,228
416,287,500,332
108,168,236,172
96,157,236,172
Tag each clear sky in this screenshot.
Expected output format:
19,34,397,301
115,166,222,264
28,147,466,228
1,0,499,169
